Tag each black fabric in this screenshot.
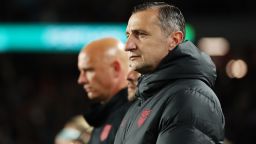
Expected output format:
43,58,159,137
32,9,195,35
84,88,130,144
114,41,225,144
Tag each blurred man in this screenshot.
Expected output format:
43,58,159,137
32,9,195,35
115,2,225,144
127,68,140,101
77,37,130,144
55,115,93,144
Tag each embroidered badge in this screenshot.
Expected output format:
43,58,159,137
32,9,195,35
100,124,112,141
137,109,152,127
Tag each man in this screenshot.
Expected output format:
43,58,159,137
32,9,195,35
77,37,130,144
127,68,140,101
114,2,225,144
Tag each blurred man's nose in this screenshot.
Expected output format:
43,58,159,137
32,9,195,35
77,72,88,84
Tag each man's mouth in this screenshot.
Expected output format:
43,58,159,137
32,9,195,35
84,86,92,93
129,55,140,60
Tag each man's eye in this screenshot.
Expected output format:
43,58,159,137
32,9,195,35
82,68,94,73
138,32,147,38
134,31,146,38
138,32,145,35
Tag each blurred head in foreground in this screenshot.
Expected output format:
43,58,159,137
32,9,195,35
55,115,93,144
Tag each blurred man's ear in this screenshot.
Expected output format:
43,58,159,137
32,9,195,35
111,60,121,77
168,31,184,51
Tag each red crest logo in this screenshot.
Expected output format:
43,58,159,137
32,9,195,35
100,124,112,141
137,109,152,127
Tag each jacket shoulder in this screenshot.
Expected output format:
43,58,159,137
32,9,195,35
158,79,224,143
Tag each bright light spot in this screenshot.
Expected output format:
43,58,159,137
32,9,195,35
198,37,230,56
226,59,248,79
117,41,125,50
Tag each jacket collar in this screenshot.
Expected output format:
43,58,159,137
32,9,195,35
136,41,216,101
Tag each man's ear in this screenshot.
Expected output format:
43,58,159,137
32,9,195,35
111,60,121,77
168,31,184,51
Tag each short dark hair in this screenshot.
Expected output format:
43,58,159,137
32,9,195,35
132,2,186,39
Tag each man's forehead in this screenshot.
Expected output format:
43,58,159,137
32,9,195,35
127,10,159,31
78,52,88,61
78,52,92,67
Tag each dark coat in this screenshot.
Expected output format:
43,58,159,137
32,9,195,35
84,88,130,144
114,41,225,144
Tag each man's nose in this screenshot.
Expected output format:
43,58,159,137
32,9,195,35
125,36,136,51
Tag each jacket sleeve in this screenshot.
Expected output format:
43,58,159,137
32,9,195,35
156,89,224,144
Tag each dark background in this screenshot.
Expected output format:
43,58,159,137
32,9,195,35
1,0,256,143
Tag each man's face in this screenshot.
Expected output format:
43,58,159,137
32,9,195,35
127,70,140,101
125,9,170,73
77,52,113,102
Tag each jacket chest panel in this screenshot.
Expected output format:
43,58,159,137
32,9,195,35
121,94,170,143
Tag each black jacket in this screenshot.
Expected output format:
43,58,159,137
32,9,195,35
84,88,130,144
114,41,225,144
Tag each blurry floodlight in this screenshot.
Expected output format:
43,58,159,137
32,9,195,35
198,37,230,56
226,59,248,79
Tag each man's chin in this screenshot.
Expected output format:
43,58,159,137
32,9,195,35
129,63,141,71
87,93,97,100
133,64,153,74
87,93,104,102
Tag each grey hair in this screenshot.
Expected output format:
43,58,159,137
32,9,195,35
132,2,186,39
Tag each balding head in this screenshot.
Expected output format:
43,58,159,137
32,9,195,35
77,37,128,103
81,37,128,72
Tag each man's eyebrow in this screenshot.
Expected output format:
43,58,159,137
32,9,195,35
80,67,94,71
127,29,148,35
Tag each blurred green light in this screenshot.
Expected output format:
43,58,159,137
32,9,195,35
185,23,196,42
0,23,195,53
